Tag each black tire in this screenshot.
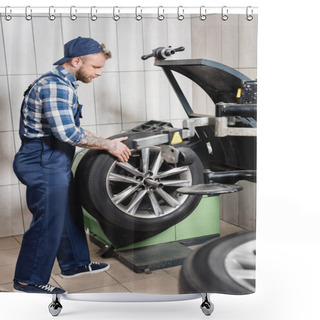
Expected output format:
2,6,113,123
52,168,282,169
179,230,256,295
75,149,105,220
216,136,256,170
195,124,256,171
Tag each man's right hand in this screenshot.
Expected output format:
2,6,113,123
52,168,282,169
106,137,131,162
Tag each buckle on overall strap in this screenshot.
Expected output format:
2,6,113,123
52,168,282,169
24,84,33,96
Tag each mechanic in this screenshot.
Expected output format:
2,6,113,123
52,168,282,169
13,36,131,294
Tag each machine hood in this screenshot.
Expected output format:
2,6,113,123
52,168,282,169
155,59,251,104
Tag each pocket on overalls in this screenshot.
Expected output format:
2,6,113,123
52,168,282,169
40,138,56,168
13,140,43,184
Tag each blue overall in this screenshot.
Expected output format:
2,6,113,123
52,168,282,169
13,74,90,285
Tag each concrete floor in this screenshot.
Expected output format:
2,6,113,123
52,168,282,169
0,220,245,294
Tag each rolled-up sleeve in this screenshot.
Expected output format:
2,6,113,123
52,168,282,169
40,81,87,145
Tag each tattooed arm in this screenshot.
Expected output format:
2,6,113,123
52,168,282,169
77,130,131,162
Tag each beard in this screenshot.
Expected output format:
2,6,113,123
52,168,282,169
75,68,92,83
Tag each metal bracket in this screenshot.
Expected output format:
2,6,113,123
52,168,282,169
215,117,257,137
160,145,180,164
132,129,192,150
214,102,257,137
182,116,215,137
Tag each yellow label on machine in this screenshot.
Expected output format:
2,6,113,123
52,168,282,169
236,88,242,98
171,132,183,145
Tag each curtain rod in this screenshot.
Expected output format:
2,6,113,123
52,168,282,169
0,6,258,22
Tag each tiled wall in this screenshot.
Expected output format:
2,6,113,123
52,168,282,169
191,14,258,230
0,14,257,237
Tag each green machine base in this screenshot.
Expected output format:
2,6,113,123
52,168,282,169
83,195,220,273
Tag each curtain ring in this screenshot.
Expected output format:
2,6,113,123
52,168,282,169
113,6,120,21
5,6,12,21
49,6,56,21
200,6,207,21
221,6,228,21
25,6,32,21
70,6,77,21
177,6,184,21
91,6,98,21
246,6,254,21
135,6,142,21
158,6,165,21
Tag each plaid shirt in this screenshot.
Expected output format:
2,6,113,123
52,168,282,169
21,65,87,146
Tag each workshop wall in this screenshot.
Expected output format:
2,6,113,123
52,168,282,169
0,14,257,237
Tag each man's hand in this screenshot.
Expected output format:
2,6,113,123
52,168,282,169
106,137,131,162
77,130,131,162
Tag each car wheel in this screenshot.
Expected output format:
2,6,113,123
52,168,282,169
75,133,204,246
180,230,256,294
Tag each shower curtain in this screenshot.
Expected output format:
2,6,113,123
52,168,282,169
0,4,257,315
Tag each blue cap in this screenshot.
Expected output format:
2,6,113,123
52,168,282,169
53,37,103,65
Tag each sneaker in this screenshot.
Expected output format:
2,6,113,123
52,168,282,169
13,281,66,294
61,262,110,279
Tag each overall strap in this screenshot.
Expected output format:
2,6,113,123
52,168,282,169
23,73,69,97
